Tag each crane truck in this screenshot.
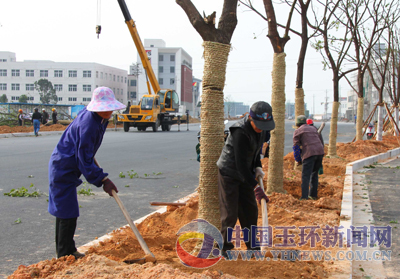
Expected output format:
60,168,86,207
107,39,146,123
115,0,187,132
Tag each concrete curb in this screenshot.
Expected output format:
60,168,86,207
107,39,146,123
339,147,400,278
78,192,198,253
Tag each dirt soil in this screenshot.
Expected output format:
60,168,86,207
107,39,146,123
8,134,400,279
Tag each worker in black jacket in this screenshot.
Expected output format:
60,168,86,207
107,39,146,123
216,101,275,257
31,108,42,137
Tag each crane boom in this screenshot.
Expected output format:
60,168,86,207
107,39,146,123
117,0,160,95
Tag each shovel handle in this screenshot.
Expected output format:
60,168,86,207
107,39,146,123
112,190,155,258
257,176,269,251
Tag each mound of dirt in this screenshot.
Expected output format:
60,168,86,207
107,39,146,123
8,136,400,279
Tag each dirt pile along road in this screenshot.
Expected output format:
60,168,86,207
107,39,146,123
8,132,400,278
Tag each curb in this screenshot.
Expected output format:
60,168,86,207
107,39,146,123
339,147,400,278
77,192,198,253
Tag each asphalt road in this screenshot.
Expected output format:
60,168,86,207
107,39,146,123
0,120,357,277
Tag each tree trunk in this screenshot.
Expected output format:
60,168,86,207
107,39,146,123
266,52,286,195
395,107,399,136
327,102,339,157
377,105,384,141
294,88,305,118
356,97,364,141
198,41,231,228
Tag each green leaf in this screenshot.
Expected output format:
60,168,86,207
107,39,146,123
15,218,22,224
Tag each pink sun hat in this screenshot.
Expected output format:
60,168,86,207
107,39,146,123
86,87,126,112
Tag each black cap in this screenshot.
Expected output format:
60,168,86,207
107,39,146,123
249,101,275,131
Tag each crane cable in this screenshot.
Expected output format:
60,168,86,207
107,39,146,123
96,0,101,38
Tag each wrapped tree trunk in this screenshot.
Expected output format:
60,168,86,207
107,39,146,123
377,104,384,141
394,106,399,136
356,97,364,141
294,88,305,120
198,41,231,228
327,101,339,157
266,53,286,195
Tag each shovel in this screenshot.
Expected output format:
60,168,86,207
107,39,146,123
94,158,156,264
257,175,268,251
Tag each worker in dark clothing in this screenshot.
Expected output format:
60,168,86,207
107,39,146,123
293,115,324,200
52,108,58,124
18,109,24,126
48,87,126,259
217,101,274,257
42,109,49,125
31,108,42,137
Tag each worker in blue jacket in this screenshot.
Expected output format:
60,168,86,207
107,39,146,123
48,87,126,259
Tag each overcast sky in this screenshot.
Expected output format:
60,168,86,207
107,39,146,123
0,0,351,114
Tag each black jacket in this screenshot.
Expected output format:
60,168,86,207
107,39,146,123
32,112,42,121
217,115,269,188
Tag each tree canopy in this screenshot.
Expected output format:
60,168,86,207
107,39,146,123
0,94,8,103
18,94,28,103
34,79,58,104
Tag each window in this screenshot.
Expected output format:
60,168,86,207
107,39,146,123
83,97,91,102
26,84,34,91
159,55,163,61
159,78,163,85
125,77,127,83
54,84,63,91
0,59,7,62
68,97,77,102
130,80,136,86
170,55,175,62
105,73,107,80
159,66,163,73
11,96,19,101
11,84,20,91
68,70,77,77
121,89,123,96
40,70,48,77
170,78,175,85
28,96,34,101
100,72,103,79
130,91,136,98
0,83,7,90
26,70,34,77
58,97,63,101
83,85,91,92
96,71,99,78
170,66,175,73
0,69,7,76
11,70,20,77
68,84,77,91
117,76,120,82
54,70,63,77
83,70,91,78
113,75,115,81
117,88,120,95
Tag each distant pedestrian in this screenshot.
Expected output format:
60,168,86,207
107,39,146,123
52,108,58,124
42,109,49,125
31,108,42,137
18,109,23,126
354,115,357,124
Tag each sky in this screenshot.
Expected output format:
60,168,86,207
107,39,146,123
0,0,351,115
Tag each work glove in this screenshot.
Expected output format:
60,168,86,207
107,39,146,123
254,185,269,204
255,167,265,179
103,178,118,196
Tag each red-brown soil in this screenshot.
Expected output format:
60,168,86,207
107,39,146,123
8,134,400,279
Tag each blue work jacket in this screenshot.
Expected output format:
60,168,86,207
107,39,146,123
48,109,108,219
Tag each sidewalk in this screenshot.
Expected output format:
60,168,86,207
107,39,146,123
0,127,124,138
340,149,400,279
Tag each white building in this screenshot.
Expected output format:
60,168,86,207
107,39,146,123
0,51,128,106
137,39,195,115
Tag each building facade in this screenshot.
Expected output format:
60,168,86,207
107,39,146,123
0,51,128,106
136,39,195,115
